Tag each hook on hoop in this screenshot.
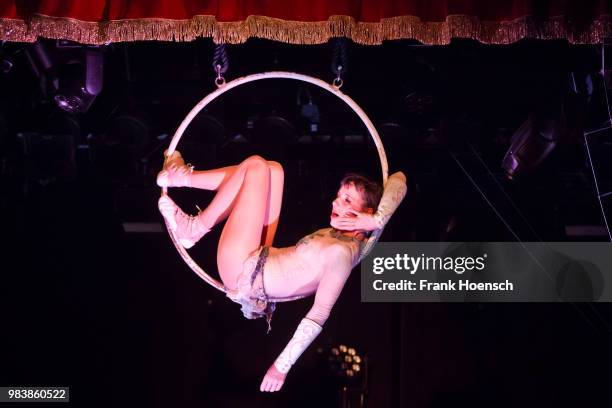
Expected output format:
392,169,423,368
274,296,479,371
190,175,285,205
215,64,226,87
212,44,229,88
330,38,348,90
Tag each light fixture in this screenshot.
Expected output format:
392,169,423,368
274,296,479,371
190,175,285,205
297,86,320,134
328,344,363,380
25,41,103,114
502,114,559,179
324,344,369,408
53,49,103,114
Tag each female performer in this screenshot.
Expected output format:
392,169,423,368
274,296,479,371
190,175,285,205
157,151,406,392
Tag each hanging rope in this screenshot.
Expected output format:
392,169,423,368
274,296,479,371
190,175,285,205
212,44,229,87
330,38,348,88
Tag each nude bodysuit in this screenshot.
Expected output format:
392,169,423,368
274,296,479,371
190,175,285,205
262,228,363,325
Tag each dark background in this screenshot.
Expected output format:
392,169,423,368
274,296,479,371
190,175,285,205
1,37,612,407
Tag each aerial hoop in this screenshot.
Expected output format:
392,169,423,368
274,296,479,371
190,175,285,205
161,71,389,294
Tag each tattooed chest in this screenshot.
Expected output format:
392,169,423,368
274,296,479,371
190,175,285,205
296,231,326,247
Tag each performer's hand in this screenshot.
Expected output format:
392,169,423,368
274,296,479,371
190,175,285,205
260,363,286,392
331,210,378,232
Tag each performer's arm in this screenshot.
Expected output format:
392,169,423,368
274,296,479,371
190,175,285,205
260,246,353,392
373,171,407,229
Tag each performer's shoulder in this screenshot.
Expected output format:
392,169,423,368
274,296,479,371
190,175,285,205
322,241,353,263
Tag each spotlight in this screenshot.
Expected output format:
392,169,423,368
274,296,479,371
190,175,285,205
24,41,58,97
327,344,363,380
324,344,368,408
297,86,320,133
25,41,103,114
502,115,559,179
53,49,103,114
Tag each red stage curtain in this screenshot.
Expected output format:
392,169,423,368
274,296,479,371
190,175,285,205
1,0,611,44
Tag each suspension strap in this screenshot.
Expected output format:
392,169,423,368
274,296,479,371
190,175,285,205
330,38,348,89
212,44,229,87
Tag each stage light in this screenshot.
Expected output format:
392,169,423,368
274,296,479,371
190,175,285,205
323,344,369,407
53,49,103,114
25,41,103,114
502,115,559,179
297,86,320,133
328,344,363,380
24,41,57,96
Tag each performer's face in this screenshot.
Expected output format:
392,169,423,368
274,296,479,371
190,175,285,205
331,182,368,220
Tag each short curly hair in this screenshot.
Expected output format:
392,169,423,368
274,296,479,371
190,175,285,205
340,173,383,211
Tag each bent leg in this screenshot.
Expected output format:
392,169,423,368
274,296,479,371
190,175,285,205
188,160,284,241
158,154,285,286
261,161,284,246
216,156,271,289
189,165,238,191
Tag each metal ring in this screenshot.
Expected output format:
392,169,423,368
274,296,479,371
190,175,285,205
163,71,388,293
215,76,226,87
332,77,343,89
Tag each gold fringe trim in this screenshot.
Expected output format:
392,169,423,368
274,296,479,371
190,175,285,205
0,18,33,43
0,13,610,45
